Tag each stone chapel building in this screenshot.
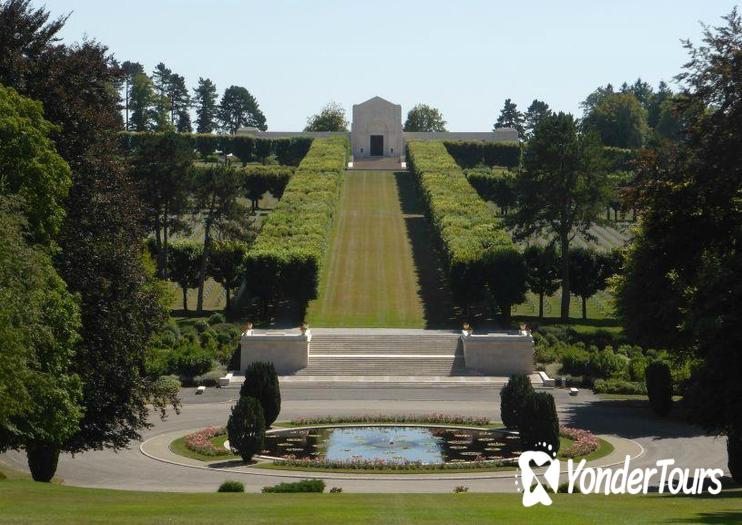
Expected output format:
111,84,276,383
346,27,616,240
237,96,518,164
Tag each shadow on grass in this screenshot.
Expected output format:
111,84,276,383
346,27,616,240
394,171,460,329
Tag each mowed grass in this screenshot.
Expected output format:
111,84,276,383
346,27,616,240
307,171,428,328
1,480,741,525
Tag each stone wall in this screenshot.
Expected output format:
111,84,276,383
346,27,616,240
461,332,534,375
239,330,310,374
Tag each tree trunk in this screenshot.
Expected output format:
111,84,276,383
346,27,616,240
560,231,570,322
728,432,742,484
225,288,231,311
26,442,59,482
162,216,169,280
182,287,188,311
154,214,164,277
538,293,544,320
196,220,212,313
582,296,587,320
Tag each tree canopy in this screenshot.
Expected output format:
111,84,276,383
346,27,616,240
494,98,525,138
304,101,348,132
403,103,447,132
218,85,267,133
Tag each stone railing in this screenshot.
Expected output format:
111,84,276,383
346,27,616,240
239,329,311,374
460,330,534,375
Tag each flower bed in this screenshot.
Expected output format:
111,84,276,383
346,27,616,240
183,426,229,457
290,414,490,427
272,455,515,471
559,426,600,458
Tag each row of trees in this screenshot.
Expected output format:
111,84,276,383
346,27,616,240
120,61,266,134
0,0,178,481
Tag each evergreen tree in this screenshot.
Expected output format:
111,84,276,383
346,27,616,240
500,375,534,429
523,99,551,139
227,396,265,463
240,362,281,427
129,72,155,132
120,61,143,130
494,98,525,138
167,73,191,132
218,85,267,133
519,392,560,453
151,62,173,131
582,92,649,148
193,77,219,133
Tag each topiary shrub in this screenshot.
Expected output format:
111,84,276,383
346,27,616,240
262,479,325,493
728,432,742,484
645,361,673,416
500,374,534,429
227,396,265,463
518,392,560,454
218,480,245,492
26,442,59,482
240,362,281,427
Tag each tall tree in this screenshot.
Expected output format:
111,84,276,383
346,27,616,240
167,242,202,311
119,60,143,130
403,103,447,132
613,9,742,480
0,1,173,473
523,244,560,319
167,73,191,132
582,92,649,148
304,101,348,132
191,162,249,312
208,241,250,311
493,98,525,138
130,132,194,277
509,112,609,321
151,62,172,131
129,72,155,132
218,85,267,133
194,77,218,133
523,99,551,140
568,247,607,320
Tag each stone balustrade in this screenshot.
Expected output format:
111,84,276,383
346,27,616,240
239,329,311,374
460,330,534,375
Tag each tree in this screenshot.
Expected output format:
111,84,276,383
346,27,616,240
485,249,527,324
151,62,172,131
208,241,249,311
167,242,202,311
403,103,447,132
500,375,534,429
129,72,155,132
645,361,673,416
194,77,218,134
518,392,560,454
167,73,191,132
568,248,604,320
510,112,609,321
493,98,525,138
191,162,249,312
240,361,281,427
304,101,348,132
523,99,551,139
582,92,649,148
0,84,71,244
131,132,194,277
523,245,560,319
0,200,83,482
119,61,143,130
226,395,265,463
218,85,266,133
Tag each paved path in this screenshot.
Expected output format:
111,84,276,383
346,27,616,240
1,385,728,493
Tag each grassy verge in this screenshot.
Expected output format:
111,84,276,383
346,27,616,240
0,480,740,525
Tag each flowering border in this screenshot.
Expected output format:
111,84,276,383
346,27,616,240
183,426,230,457
272,455,516,471
559,426,600,458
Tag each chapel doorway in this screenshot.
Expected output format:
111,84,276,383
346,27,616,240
370,135,384,156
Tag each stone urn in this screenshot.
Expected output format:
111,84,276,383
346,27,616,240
300,323,309,335
462,322,473,336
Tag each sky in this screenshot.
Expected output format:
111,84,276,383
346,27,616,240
43,0,740,131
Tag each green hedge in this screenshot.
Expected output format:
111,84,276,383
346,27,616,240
464,167,517,214
244,136,348,307
406,141,520,308
118,132,312,166
443,141,521,168
243,165,295,203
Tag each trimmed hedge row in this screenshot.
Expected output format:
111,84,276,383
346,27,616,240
464,167,517,214
118,132,312,166
244,136,348,307
243,165,295,206
443,141,521,168
406,141,520,308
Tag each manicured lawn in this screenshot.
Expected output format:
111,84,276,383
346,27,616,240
307,171,453,328
0,480,740,524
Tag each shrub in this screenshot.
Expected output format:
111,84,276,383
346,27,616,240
590,346,628,378
560,345,591,376
167,343,213,378
208,313,225,325
406,141,519,309
329,486,343,493
453,486,469,493
518,392,560,454
592,378,647,395
194,319,209,333
195,368,226,387
217,480,244,493
227,396,265,462
646,361,673,416
500,375,534,429
262,479,325,493
240,361,281,427
244,137,347,309
443,141,521,168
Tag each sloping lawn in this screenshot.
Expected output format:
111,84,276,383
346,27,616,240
0,480,740,524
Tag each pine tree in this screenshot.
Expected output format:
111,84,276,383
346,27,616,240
523,99,551,139
128,72,155,131
494,98,525,138
151,62,172,131
120,61,143,130
193,77,219,133
167,73,191,132
218,85,267,133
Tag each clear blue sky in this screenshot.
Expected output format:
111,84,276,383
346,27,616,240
44,0,739,131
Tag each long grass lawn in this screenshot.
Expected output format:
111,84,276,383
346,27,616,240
1,480,740,524
307,171,427,327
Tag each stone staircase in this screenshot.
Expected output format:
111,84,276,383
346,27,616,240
292,331,480,376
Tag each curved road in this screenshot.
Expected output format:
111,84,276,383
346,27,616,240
1,385,728,493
